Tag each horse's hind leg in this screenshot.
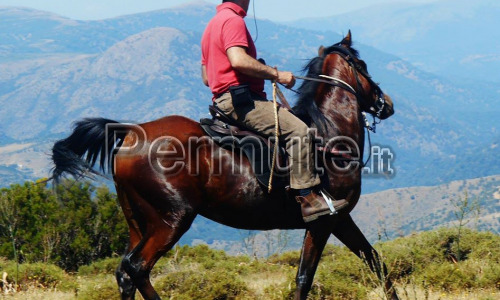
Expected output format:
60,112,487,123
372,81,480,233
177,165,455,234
294,220,332,300
115,187,142,300
332,214,399,300
117,242,140,300
120,190,195,300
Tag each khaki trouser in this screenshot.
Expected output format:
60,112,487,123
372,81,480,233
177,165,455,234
214,93,321,189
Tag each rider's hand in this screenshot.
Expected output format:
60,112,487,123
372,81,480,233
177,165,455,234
277,71,296,89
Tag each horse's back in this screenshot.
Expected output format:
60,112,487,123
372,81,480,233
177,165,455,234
113,115,205,183
139,115,204,140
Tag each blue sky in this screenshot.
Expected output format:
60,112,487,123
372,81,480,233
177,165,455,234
0,0,438,21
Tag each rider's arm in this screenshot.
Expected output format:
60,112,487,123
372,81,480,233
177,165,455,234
201,65,209,87
226,46,296,88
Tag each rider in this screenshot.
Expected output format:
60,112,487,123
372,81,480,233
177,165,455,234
200,0,348,222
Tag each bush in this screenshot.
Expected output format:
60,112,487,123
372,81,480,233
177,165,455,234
1,225,499,298
418,263,476,291
0,261,75,291
418,259,500,291
310,245,369,300
78,257,121,276
309,279,368,300
268,250,301,267
170,244,229,267
0,180,128,272
77,275,120,300
374,228,500,291
155,268,251,299
157,244,254,276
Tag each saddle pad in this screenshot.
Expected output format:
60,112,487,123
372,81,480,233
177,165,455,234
200,118,287,189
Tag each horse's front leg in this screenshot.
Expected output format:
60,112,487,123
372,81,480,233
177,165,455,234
332,214,399,300
294,220,331,300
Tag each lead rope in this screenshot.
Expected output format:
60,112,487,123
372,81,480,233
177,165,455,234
268,79,280,193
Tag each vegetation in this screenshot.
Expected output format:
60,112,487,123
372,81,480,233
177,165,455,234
0,180,499,299
0,179,128,272
1,228,499,299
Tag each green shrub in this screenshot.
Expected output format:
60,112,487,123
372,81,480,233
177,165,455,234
77,275,120,300
0,262,75,291
156,244,254,276
268,250,301,267
418,262,476,291
309,279,368,300
377,228,500,282
460,230,500,263
477,261,500,289
310,246,369,300
78,257,121,276
0,227,497,298
0,180,128,272
415,258,500,291
172,244,229,267
155,268,251,299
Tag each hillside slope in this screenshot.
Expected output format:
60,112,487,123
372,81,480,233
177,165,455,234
182,175,500,251
287,0,500,82
1,5,498,191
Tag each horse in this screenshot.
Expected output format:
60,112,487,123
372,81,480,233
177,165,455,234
51,31,398,300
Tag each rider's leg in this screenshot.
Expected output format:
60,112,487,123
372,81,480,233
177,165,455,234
214,93,319,188
214,94,348,221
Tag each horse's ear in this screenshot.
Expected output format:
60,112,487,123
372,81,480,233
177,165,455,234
318,45,325,56
341,30,352,47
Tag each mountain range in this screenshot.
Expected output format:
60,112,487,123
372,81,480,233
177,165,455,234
1,1,498,191
0,1,498,248
286,0,500,83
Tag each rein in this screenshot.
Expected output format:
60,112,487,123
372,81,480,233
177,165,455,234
294,75,357,95
268,80,280,193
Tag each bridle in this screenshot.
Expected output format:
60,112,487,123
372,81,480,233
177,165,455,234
292,45,389,168
295,45,387,129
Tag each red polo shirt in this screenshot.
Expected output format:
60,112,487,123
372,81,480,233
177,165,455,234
201,2,266,99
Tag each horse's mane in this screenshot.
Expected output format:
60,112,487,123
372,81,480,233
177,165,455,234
293,43,360,137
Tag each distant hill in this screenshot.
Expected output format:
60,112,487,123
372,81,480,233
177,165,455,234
352,174,500,242
0,3,499,195
185,175,500,253
286,0,500,83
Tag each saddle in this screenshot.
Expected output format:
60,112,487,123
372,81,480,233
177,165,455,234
200,105,288,189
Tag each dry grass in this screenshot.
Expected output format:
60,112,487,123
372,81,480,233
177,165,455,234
0,289,74,300
242,269,291,297
368,286,500,300
1,281,498,300
2,286,497,300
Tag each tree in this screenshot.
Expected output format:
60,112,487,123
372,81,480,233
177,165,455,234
450,191,480,261
0,179,128,271
92,185,128,259
0,186,20,286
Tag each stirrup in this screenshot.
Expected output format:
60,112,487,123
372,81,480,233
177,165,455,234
320,190,336,214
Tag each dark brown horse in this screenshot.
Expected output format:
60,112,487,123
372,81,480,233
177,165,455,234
51,32,397,300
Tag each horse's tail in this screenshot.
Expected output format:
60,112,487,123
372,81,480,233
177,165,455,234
51,117,127,182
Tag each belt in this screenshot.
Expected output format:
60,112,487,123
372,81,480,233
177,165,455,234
214,91,229,100
214,89,266,101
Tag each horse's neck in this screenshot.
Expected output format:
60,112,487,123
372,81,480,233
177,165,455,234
320,90,364,146
320,94,365,194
